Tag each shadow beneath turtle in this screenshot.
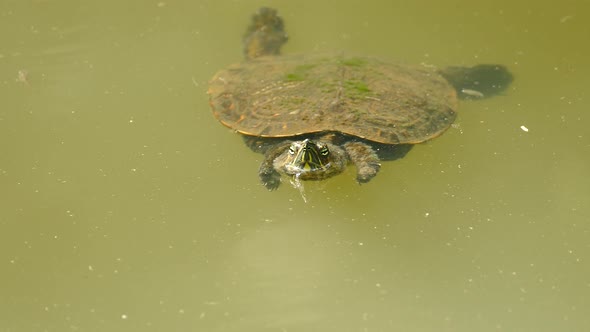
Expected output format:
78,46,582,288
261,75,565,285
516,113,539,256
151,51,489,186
243,132,413,162
439,64,514,100
369,142,413,161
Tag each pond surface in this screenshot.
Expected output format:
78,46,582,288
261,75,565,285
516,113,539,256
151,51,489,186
1,0,589,331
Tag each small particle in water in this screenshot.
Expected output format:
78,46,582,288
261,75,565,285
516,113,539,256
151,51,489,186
121,314,128,320
520,125,529,132
461,88,484,98
560,15,573,23
17,70,29,84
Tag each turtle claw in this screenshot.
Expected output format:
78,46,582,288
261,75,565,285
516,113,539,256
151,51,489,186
356,162,381,184
343,141,381,184
260,171,281,190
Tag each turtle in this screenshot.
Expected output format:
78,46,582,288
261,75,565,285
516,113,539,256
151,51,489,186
208,7,513,190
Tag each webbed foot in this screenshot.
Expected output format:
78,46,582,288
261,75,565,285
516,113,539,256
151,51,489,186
356,161,381,183
257,140,292,190
344,141,381,184
260,169,281,190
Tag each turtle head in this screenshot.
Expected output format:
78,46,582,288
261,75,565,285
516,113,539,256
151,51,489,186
275,139,348,181
286,139,330,171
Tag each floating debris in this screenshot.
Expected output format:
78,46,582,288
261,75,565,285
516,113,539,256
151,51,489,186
460,88,484,98
520,125,529,132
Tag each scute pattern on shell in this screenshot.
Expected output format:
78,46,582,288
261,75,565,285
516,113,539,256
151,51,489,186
208,54,458,144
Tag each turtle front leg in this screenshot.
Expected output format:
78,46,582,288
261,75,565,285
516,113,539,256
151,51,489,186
343,141,381,184
258,141,292,190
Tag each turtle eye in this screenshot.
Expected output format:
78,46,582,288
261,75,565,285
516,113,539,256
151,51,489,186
320,146,329,156
288,146,295,154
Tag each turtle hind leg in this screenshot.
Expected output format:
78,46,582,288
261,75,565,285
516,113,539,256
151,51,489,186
439,64,514,100
243,7,288,60
343,141,381,184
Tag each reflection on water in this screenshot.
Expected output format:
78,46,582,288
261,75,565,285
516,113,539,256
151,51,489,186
1,1,589,331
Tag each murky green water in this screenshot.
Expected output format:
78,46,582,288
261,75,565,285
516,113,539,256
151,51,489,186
1,1,589,331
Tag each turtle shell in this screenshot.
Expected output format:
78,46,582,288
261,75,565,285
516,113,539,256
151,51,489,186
208,54,458,144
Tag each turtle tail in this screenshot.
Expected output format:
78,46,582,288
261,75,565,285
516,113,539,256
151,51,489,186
439,64,514,100
243,7,289,60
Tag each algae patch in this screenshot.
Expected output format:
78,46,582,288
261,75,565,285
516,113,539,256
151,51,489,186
284,63,317,81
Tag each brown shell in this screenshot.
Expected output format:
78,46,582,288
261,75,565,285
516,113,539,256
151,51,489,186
208,54,458,144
